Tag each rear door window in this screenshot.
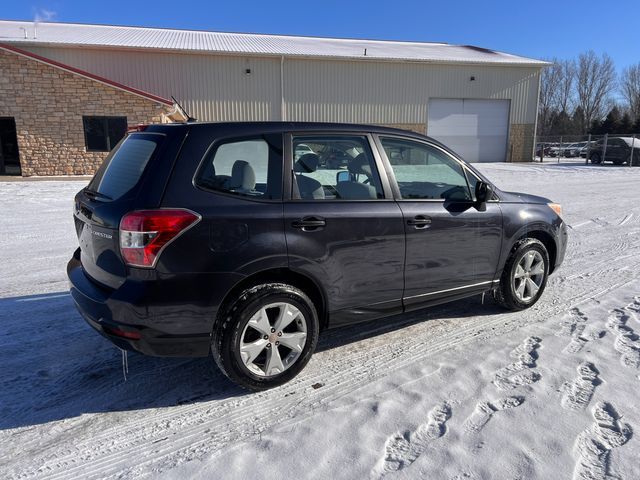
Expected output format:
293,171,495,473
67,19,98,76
291,135,384,200
87,132,163,200
196,135,283,200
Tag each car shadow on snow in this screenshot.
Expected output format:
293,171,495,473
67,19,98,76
0,291,502,431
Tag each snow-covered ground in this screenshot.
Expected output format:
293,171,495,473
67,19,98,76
1,161,639,480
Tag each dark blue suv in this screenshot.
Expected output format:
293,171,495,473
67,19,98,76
68,122,567,390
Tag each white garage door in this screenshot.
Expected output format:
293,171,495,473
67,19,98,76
427,99,510,163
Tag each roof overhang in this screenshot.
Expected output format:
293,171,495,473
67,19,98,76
0,42,174,106
0,19,551,68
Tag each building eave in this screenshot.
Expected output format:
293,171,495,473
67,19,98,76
0,42,173,106
2,40,551,68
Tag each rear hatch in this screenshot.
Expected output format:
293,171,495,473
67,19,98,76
73,124,188,289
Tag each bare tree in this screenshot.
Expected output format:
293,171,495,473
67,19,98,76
538,58,577,136
575,51,617,133
621,63,640,121
538,58,562,136
557,59,576,113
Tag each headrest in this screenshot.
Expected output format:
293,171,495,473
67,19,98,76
294,153,320,173
348,153,373,176
231,160,256,190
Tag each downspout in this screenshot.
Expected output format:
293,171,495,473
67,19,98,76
280,56,285,121
532,69,543,162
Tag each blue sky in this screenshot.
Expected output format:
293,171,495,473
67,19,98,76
4,0,638,70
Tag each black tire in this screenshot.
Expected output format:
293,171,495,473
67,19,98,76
493,238,550,311
211,283,319,391
613,158,624,165
590,153,602,164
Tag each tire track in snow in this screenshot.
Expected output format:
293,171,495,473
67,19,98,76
492,336,541,390
573,402,632,480
374,402,451,477
6,243,640,479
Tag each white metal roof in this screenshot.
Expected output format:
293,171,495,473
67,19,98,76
0,20,548,66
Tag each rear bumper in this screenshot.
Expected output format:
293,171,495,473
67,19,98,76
67,248,212,357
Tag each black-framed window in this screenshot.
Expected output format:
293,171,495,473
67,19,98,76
195,134,283,200
291,135,384,200
83,116,128,152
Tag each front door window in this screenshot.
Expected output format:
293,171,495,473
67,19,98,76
380,137,472,201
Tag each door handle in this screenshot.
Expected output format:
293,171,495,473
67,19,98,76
407,215,432,229
292,216,326,231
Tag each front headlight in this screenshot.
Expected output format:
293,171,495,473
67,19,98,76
548,203,562,217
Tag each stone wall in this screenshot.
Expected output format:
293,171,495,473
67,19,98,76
0,49,174,176
508,123,535,163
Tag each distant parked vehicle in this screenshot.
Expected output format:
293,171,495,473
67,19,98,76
579,142,596,158
547,144,561,157
588,137,640,165
562,142,586,158
535,144,552,157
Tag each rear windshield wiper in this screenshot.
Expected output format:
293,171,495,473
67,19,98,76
83,188,112,201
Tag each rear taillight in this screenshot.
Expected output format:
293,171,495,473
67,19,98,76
119,209,200,268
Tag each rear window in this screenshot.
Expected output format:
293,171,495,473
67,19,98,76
88,133,163,200
195,134,283,200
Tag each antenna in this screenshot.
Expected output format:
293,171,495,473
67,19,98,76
171,96,196,122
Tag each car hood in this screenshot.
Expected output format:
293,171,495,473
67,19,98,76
498,190,552,204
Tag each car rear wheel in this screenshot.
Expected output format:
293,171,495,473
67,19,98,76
493,238,549,311
212,283,319,391
589,153,602,164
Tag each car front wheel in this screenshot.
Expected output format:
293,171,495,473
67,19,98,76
212,283,319,391
493,238,550,311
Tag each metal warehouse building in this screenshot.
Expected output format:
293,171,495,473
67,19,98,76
0,20,547,176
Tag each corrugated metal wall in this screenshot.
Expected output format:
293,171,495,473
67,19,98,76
22,46,539,126
23,46,282,121
284,58,539,126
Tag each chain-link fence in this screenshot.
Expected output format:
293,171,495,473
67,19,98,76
534,133,640,166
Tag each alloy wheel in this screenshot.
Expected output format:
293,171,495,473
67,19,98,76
512,251,545,303
239,302,308,377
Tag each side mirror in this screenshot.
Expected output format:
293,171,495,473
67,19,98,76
336,170,350,184
475,181,493,204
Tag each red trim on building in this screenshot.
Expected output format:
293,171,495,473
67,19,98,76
0,43,173,106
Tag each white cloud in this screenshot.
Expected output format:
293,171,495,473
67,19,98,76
33,8,57,22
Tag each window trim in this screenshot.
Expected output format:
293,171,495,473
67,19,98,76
285,131,394,202
82,116,128,152
192,133,284,203
373,134,500,203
